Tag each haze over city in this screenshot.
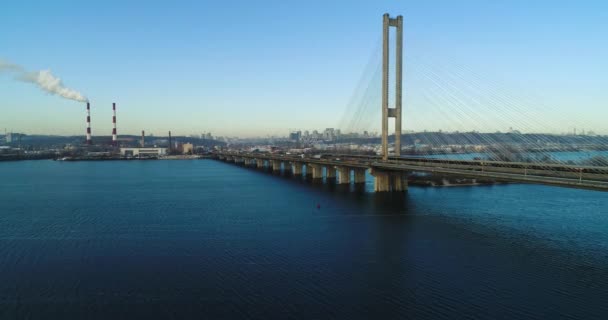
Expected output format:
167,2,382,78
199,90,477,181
1,0,606,137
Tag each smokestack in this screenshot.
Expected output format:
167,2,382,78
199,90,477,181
141,130,145,147
112,103,117,146
86,102,92,145
168,131,172,153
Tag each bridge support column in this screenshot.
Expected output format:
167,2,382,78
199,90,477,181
234,157,243,164
326,166,336,180
256,159,265,169
308,164,323,179
282,162,291,174
371,168,408,192
292,162,303,176
353,168,367,184
337,167,350,184
271,160,281,172
243,158,252,166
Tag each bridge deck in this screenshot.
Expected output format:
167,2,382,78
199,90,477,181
216,152,608,191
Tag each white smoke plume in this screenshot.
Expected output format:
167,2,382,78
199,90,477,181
0,59,88,102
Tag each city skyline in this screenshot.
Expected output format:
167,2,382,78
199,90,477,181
1,0,607,137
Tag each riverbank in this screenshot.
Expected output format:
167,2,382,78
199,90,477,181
0,154,56,161
52,154,214,161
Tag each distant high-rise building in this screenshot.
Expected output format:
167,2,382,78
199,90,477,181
324,128,336,141
289,131,302,142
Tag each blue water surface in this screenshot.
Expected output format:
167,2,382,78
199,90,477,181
0,159,607,319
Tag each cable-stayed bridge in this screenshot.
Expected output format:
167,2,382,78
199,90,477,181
216,13,608,192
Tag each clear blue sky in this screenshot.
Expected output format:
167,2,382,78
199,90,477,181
1,0,606,136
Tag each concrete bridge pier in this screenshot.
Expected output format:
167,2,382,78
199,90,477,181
337,167,350,184
308,164,324,179
292,162,303,176
282,162,292,174
271,160,281,172
371,168,408,192
256,159,265,169
353,168,367,184
234,157,244,164
244,158,253,166
326,166,336,180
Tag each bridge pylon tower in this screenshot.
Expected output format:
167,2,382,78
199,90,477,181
381,13,403,160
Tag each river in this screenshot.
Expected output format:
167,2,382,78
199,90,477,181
0,160,607,319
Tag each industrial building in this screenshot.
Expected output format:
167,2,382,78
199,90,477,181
182,143,194,154
120,147,167,157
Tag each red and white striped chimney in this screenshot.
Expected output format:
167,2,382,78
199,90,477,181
112,102,117,146
86,102,92,145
